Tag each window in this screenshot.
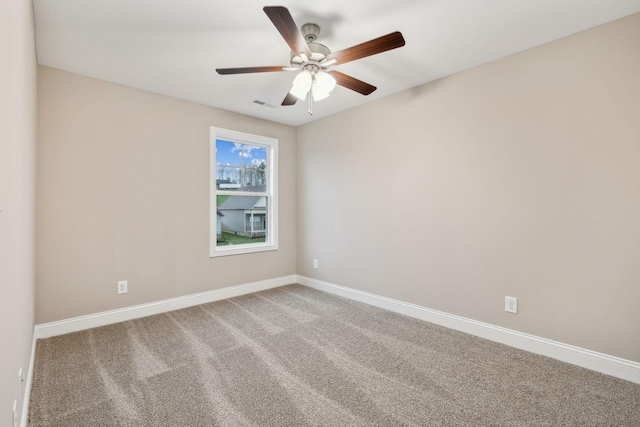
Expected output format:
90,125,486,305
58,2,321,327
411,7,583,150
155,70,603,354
210,127,278,257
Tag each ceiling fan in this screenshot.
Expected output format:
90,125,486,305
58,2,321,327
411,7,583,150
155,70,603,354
216,6,406,114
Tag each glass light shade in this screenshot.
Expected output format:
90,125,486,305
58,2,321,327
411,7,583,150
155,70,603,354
290,70,312,100
311,84,329,101
312,71,336,101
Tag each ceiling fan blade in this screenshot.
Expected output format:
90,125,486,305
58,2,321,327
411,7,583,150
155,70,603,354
263,6,311,58
281,92,298,106
330,71,377,95
326,31,405,65
216,66,287,75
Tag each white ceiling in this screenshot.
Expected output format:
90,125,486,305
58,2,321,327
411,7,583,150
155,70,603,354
33,0,640,127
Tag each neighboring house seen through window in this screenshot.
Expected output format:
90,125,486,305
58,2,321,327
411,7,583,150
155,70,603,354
210,127,278,257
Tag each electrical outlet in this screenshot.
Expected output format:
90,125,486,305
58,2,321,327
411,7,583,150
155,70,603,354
117,280,128,294
505,296,518,314
313,259,318,269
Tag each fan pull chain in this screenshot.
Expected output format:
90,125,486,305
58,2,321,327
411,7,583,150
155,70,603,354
307,92,313,115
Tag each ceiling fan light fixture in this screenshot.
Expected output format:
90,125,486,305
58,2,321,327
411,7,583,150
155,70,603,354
311,86,329,101
290,70,312,100
311,72,336,101
315,71,336,94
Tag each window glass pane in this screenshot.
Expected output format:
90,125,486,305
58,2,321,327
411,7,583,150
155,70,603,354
216,139,267,193
211,127,277,257
216,195,267,246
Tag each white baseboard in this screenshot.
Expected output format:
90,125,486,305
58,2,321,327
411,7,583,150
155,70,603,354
35,275,296,339
297,275,640,385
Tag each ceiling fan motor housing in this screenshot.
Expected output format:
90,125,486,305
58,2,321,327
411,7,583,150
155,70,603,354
290,24,331,71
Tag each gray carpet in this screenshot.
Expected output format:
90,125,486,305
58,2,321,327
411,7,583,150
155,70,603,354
29,284,640,426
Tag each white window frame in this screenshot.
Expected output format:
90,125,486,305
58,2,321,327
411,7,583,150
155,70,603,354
210,127,278,257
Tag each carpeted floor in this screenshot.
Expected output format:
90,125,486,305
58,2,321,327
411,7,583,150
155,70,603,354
29,284,640,426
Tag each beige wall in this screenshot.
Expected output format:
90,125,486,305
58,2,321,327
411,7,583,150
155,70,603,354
37,67,297,323
297,14,640,362
0,0,37,418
